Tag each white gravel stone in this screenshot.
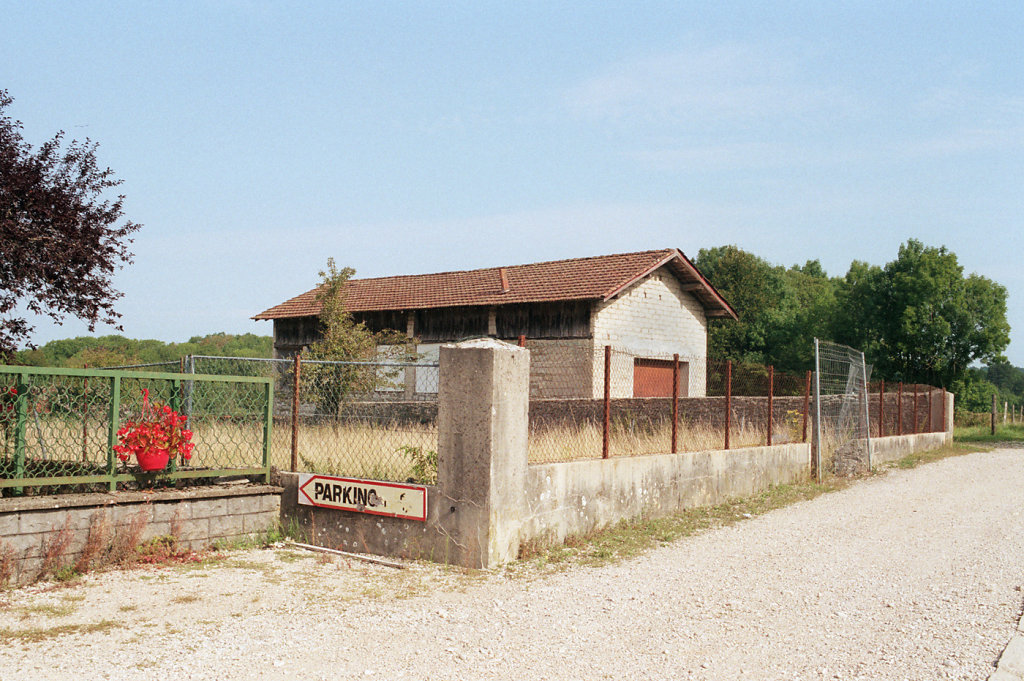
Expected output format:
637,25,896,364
0,449,1022,680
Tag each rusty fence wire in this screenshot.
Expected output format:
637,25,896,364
524,342,813,465
866,380,947,438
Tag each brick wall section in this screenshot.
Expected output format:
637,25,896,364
0,485,281,586
592,268,708,397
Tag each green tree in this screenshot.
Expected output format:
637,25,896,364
835,239,1010,387
772,261,838,371
694,245,789,365
695,247,838,373
304,259,409,413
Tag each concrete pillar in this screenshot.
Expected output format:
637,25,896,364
945,391,955,438
437,338,529,568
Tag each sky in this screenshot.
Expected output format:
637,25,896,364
3,1,1023,364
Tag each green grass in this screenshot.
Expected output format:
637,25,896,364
893,441,983,468
954,422,1024,443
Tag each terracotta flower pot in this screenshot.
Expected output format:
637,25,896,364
136,449,170,472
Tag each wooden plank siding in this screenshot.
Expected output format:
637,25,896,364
273,300,593,355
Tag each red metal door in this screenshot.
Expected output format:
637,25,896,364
633,358,674,397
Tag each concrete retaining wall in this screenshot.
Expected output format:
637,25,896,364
0,485,281,585
523,443,810,545
871,432,951,467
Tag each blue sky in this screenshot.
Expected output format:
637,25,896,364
3,2,1023,364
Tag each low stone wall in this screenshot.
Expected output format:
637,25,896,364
522,443,810,546
0,484,281,585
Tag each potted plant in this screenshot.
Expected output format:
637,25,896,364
114,389,194,472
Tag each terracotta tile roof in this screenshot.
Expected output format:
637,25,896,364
253,248,737,320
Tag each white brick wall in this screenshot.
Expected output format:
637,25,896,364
591,268,708,397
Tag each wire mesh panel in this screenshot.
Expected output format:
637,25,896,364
813,339,872,477
525,342,603,463
0,366,271,496
0,370,114,494
186,355,439,483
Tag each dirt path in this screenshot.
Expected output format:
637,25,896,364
2,449,1023,680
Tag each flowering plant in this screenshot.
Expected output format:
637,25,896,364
114,389,194,469
1,386,16,413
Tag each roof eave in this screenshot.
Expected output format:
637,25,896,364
600,249,738,320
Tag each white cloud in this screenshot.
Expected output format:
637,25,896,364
564,41,851,126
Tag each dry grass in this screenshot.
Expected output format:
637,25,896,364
39,516,74,580
74,511,111,574
0,541,14,587
10,411,794,480
528,420,795,463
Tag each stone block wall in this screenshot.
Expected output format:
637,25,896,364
592,269,708,397
0,485,281,586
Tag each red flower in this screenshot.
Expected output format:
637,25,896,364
115,390,194,469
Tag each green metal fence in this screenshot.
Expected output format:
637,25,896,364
0,365,273,496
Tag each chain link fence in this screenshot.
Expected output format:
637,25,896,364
813,339,873,477
524,341,813,464
0,365,271,496
113,355,440,483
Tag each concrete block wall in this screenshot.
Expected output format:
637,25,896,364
523,444,810,545
0,485,281,586
525,338,594,399
592,269,708,397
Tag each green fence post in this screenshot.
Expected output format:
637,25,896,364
262,380,273,483
12,374,29,496
107,375,121,492
167,378,182,477
170,378,182,413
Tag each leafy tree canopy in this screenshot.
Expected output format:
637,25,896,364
0,90,140,358
834,239,1010,387
12,332,272,368
694,246,837,373
696,240,1012,404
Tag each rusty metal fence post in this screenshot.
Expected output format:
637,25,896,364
602,345,611,459
802,370,811,443
725,360,732,450
927,389,933,433
913,388,919,434
878,379,885,438
992,393,997,435
897,382,903,435
291,353,301,472
767,365,774,446
671,354,679,453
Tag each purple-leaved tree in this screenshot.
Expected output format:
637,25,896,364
0,90,141,359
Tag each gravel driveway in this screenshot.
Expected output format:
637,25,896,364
2,448,1023,681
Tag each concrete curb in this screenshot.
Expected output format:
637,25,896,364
990,598,1024,680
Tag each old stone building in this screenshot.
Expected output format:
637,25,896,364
253,248,736,398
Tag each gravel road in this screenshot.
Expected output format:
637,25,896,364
2,448,1023,681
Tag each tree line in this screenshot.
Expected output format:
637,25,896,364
694,239,1014,412
12,333,272,369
